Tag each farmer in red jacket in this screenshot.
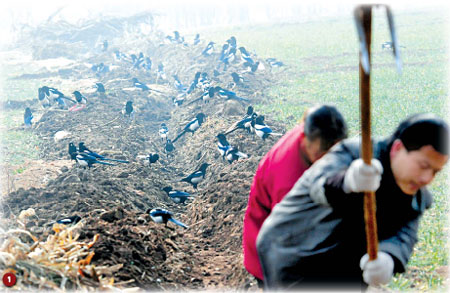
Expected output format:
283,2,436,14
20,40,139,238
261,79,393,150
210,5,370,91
243,104,348,286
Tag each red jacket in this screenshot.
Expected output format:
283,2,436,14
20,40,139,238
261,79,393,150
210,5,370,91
243,123,311,280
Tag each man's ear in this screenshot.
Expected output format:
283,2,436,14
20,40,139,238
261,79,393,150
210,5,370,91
390,139,403,159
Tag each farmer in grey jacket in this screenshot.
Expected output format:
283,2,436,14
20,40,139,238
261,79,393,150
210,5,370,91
257,113,449,290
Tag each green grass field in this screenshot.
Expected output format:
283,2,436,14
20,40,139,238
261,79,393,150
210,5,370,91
1,6,449,291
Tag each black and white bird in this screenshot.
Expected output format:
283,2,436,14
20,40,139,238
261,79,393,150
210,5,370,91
173,92,186,107
156,63,167,82
201,41,215,56
231,72,247,88
165,138,175,155
71,150,117,168
225,146,249,164
193,33,200,46
186,87,216,105
73,91,88,104
172,113,206,143
132,78,150,91
198,72,211,92
55,215,81,225
216,133,231,160
38,86,72,108
215,86,250,103
225,106,256,135
186,72,201,94
173,74,187,92
180,163,210,190
162,187,194,204
266,58,284,68
251,115,283,141
78,142,129,163
159,123,169,142
24,107,33,127
148,208,188,229
147,153,160,164
95,82,106,94
122,101,134,119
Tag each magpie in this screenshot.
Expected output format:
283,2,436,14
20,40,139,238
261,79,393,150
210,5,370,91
122,100,134,119
180,163,210,189
221,47,236,71
162,186,194,204
193,33,200,46
186,87,216,105
147,153,159,164
39,86,73,108
143,57,152,71
38,87,51,108
251,115,282,141
78,142,130,163
165,138,175,154
173,74,187,92
173,92,186,107
216,133,231,160
56,215,81,225
24,107,33,127
156,63,167,82
227,36,237,49
159,123,169,142
215,86,250,103
91,63,109,75
132,78,150,91
68,142,78,160
73,91,88,104
219,43,230,62
238,47,254,64
198,72,211,92
266,58,284,67
225,146,249,164
148,208,188,229
225,106,256,134
72,151,116,168
132,52,145,69
172,113,206,143
201,41,215,56
243,61,261,73
114,50,128,61
231,72,247,88
95,82,105,94
186,72,201,94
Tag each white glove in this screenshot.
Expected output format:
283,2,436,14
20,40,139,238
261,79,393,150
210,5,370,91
360,251,394,286
343,158,383,193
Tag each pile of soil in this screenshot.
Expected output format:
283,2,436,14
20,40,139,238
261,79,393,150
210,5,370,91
2,19,289,290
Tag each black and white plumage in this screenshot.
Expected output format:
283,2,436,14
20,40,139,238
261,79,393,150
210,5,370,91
165,138,175,154
159,123,169,142
75,152,117,168
162,186,194,204
95,83,106,94
216,133,231,160
172,113,206,143
24,107,33,127
186,72,201,94
78,142,129,163
132,78,150,91
38,86,72,108
215,86,250,103
225,106,256,135
122,101,134,119
149,208,188,229
73,91,88,104
251,115,283,141
55,215,81,225
173,74,187,92
225,146,249,164
266,58,284,67
193,33,200,46
201,41,215,56
180,163,210,190
186,87,216,105
173,92,186,107
156,63,167,82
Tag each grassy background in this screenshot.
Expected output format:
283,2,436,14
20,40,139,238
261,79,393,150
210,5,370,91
1,6,448,291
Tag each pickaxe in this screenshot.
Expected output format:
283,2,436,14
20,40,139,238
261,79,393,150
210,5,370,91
354,4,402,261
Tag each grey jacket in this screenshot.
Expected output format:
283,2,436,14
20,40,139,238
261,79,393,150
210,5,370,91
256,138,432,290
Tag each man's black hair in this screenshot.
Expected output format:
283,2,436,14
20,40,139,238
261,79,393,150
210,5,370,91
392,113,449,155
304,105,348,151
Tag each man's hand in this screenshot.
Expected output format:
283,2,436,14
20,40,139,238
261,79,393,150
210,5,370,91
343,158,383,193
360,251,394,286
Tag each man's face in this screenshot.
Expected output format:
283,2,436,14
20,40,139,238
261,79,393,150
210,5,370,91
390,139,448,195
303,137,327,163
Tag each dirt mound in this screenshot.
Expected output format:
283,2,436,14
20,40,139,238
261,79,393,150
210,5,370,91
2,20,290,290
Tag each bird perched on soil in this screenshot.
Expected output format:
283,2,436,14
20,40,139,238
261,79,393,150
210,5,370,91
224,146,249,164
24,107,33,127
159,123,169,142
180,163,210,190
78,142,129,163
55,215,82,225
215,86,250,103
225,106,257,135
251,115,283,141
231,72,247,88
186,72,201,94
156,63,167,82
173,74,187,93
186,87,216,105
201,41,215,56
38,86,73,109
95,82,106,95
193,33,200,46
132,78,150,91
162,187,194,204
122,101,134,119
73,91,88,104
164,138,175,155
147,153,159,164
148,208,188,229
172,113,206,143
216,133,231,160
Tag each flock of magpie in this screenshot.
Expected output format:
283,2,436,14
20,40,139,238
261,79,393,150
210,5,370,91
24,30,285,230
